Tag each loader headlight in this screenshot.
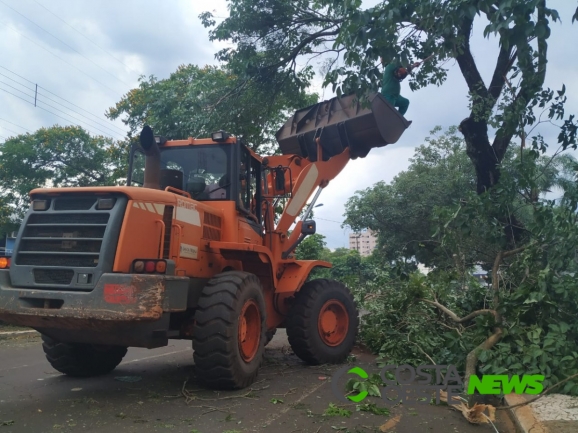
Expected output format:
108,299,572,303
211,130,229,142
0,257,10,269
96,198,115,210
32,200,49,211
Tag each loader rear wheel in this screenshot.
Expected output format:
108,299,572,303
193,271,266,389
41,335,127,377
286,279,358,365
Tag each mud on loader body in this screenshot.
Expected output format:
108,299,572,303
0,93,410,388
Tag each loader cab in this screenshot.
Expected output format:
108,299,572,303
128,132,263,225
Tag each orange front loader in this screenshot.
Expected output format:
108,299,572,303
0,93,410,389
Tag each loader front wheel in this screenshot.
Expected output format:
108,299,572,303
193,271,266,389
286,279,358,365
41,335,127,377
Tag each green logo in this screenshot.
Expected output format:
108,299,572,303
467,375,545,395
346,366,369,402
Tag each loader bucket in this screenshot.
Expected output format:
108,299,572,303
276,93,411,161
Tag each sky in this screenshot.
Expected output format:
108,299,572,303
0,0,577,249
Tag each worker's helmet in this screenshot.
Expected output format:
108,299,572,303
395,67,408,79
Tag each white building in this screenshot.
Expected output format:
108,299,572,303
348,230,377,257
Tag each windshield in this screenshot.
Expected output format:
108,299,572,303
160,145,231,200
128,144,232,201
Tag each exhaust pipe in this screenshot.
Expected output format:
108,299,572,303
139,125,161,190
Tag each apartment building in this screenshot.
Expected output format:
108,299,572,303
348,230,377,257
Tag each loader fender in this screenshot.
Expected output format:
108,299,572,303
208,241,275,285
275,260,331,294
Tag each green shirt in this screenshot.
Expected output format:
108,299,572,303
381,64,401,101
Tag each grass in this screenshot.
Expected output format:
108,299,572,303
323,403,352,418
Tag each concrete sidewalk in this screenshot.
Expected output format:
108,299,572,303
506,393,578,433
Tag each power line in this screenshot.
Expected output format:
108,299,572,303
37,96,125,138
0,86,32,105
0,86,119,139
0,71,36,93
316,217,345,224
33,0,142,77
0,0,130,87
0,0,132,88
1,20,123,98
0,66,127,135
0,117,32,133
0,65,34,85
0,124,22,136
35,90,126,136
0,79,35,102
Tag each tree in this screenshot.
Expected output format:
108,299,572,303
0,126,127,233
344,126,576,268
345,136,578,394
202,0,577,191
295,233,327,260
345,126,474,266
107,64,317,153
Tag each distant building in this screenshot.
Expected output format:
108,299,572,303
349,230,377,257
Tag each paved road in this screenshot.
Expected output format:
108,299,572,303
0,331,515,433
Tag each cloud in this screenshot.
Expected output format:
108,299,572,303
0,0,576,250
0,0,219,139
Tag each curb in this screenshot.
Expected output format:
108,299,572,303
504,394,549,433
0,329,39,339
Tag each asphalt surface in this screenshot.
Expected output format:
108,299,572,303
0,330,516,433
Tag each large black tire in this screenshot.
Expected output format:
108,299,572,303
41,335,127,377
193,271,267,389
286,279,358,365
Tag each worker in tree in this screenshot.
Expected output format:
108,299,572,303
380,59,422,115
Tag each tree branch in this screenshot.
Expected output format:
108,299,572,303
492,1,548,161
487,45,516,100
454,17,489,101
421,299,498,323
263,27,341,71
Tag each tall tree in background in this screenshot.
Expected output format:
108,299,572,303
0,126,127,235
344,127,577,268
107,64,317,153
202,0,577,191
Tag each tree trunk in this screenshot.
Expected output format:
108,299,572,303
459,117,500,194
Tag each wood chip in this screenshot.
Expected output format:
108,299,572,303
454,402,496,424
439,390,462,405
379,414,401,432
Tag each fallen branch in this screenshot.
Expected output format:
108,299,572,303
421,299,498,323
188,404,239,415
437,321,463,336
181,379,215,404
181,378,269,404
464,327,503,393
216,385,270,400
273,387,297,397
407,332,437,365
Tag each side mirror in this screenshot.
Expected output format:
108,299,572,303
301,220,316,235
